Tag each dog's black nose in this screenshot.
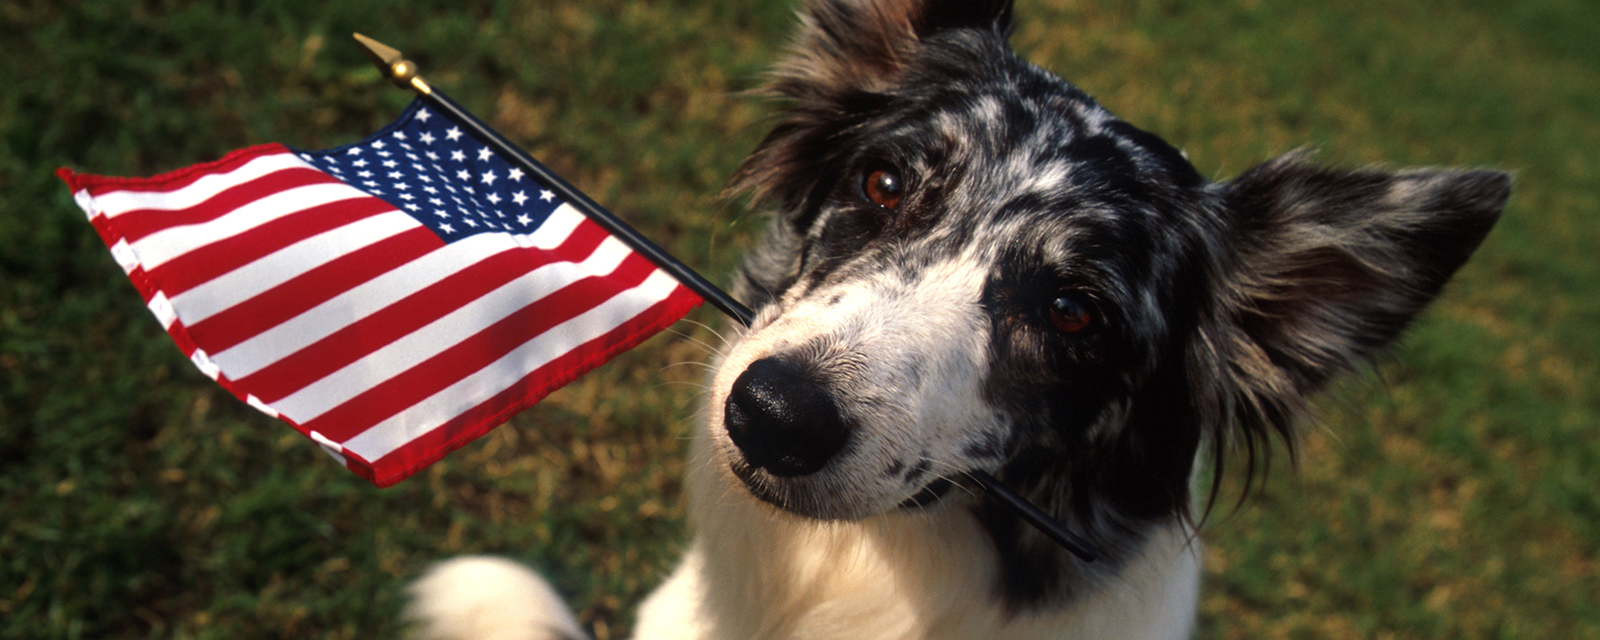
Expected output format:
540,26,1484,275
724,357,849,477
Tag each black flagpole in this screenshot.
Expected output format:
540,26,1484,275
353,34,1099,563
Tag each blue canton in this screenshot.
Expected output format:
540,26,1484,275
296,99,566,243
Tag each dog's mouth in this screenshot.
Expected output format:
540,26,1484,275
727,450,963,519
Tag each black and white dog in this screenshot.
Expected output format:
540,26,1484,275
408,0,1509,638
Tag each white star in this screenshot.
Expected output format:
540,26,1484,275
393,131,407,140
424,185,438,195
373,140,386,150
517,214,532,226
388,171,403,180
417,109,432,122
486,192,502,205
445,127,462,141
430,198,444,207
357,170,373,178
351,159,368,168
399,191,414,199
512,191,528,205
477,147,494,162
439,222,455,233
450,150,466,162
540,190,555,202
426,151,439,160
432,208,448,217
463,218,479,228
346,148,362,156
481,171,497,186
393,182,409,191
420,132,436,145
457,169,471,181
404,202,420,211
383,159,398,168
508,168,525,182
417,174,432,184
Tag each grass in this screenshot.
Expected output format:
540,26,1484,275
1,0,1594,638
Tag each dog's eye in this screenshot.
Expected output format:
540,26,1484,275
1047,293,1097,334
862,167,905,211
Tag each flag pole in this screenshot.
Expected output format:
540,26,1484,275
352,34,1099,563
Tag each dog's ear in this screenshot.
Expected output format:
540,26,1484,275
729,0,1017,239
775,0,1015,96
1199,153,1509,462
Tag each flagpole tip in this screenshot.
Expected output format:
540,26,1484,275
352,33,431,95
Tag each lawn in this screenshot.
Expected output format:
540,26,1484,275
2,0,1595,638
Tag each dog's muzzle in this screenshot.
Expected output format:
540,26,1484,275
723,357,850,477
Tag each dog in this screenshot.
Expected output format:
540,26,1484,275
406,0,1510,638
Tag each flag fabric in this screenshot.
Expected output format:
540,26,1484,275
58,98,702,487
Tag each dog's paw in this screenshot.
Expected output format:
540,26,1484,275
405,556,588,640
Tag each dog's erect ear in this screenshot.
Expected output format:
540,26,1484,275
776,0,1015,95
1200,153,1509,457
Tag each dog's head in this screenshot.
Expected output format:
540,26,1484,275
707,0,1508,602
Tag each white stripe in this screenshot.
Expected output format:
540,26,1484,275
341,268,682,460
245,394,280,419
510,203,585,250
148,292,177,330
208,206,595,380
73,189,98,221
169,211,421,324
109,240,139,275
88,152,313,218
190,349,221,381
269,236,635,423
128,182,371,270
308,431,348,467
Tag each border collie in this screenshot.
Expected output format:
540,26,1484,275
407,0,1509,638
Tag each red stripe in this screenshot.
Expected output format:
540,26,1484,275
361,284,703,487
233,222,612,404
300,251,662,442
108,167,344,242
186,226,445,353
143,196,397,297
66,144,295,197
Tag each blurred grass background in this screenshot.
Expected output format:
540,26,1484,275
1,0,1594,638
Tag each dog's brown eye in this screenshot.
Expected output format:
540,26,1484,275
863,168,905,211
1048,294,1095,334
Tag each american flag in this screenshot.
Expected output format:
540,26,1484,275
58,98,702,487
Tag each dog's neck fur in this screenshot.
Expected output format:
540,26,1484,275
632,430,1203,640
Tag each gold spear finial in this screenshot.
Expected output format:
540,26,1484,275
353,33,432,95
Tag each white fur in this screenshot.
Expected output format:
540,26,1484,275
406,556,587,640
625,427,1203,640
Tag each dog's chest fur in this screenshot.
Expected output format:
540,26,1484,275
635,457,1204,640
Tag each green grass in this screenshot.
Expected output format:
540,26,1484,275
2,0,1594,638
